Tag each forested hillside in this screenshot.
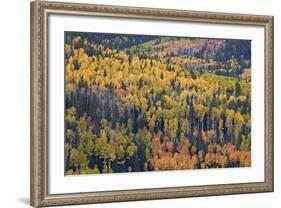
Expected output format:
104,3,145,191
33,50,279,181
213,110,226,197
64,32,251,175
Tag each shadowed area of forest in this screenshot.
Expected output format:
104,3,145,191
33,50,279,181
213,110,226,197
64,32,251,175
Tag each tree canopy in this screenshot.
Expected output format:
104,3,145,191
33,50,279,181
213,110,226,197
64,32,251,175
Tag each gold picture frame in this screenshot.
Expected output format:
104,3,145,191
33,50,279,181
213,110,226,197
30,1,274,207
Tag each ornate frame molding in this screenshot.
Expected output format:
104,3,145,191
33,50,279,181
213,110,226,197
30,1,274,207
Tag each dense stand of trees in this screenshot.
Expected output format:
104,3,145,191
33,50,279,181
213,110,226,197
64,32,251,175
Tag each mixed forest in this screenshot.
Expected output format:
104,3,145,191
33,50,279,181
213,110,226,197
64,32,251,175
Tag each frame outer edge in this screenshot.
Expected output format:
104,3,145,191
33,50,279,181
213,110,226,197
30,1,274,207
264,16,274,192
30,1,40,207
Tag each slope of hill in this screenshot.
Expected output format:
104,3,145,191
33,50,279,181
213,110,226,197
129,37,251,77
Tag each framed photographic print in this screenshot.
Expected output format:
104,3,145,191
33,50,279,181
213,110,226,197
30,1,274,207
